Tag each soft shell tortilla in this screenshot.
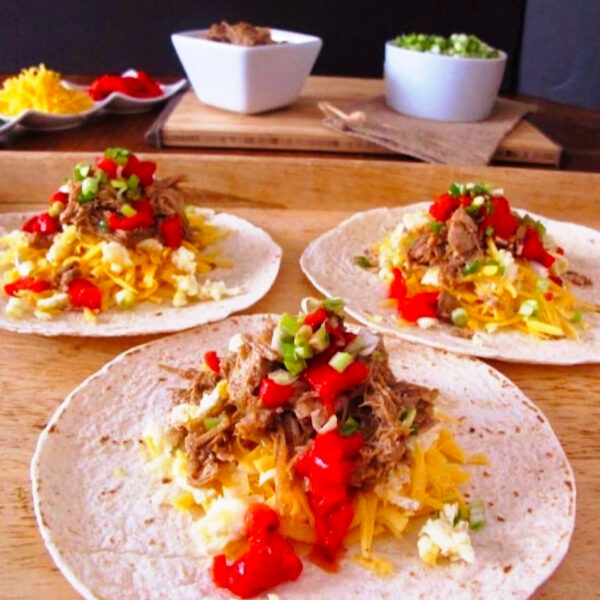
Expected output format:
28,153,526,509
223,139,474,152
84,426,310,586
0,209,281,336
32,314,575,600
301,203,600,364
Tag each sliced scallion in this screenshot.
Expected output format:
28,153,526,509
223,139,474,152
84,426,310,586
73,163,91,181
571,309,582,324
536,278,550,294
294,343,314,360
485,225,495,237
98,219,110,233
115,289,135,310
340,416,360,436
121,203,137,218
518,299,539,318
429,220,443,233
355,255,372,268
401,407,417,428
322,297,345,315
104,147,131,165
281,341,305,375
111,178,127,191
48,201,64,218
80,176,99,202
451,307,468,327
280,313,301,336
329,351,353,373
308,323,330,353
268,369,298,385
448,182,465,197
462,260,480,275
203,416,222,431
127,174,140,191
468,500,486,530
294,324,313,346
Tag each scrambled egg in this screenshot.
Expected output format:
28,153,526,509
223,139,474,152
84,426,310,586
46,225,77,264
195,496,250,555
417,503,474,566
100,241,132,273
171,246,197,274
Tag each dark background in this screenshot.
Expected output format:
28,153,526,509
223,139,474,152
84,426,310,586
1,0,598,108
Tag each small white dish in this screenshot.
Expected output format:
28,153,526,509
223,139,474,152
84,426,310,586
384,42,507,122
0,69,187,134
171,28,322,114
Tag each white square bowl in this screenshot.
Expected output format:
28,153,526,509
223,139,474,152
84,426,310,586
172,28,322,114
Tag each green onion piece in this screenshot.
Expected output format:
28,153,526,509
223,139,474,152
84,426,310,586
518,299,539,318
322,297,345,315
471,183,491,196
523,214,546,237
79,176,99,202
98,219,110,233
465,204,480,217
448,182,465,197
203,416,222,431
294,324,313,346
468,500,486,530
462,260,480,275
571,309,582,324
268,369,298,385
309,323,330,353
294,343,314,360
115,289,135,310
401,407,417,428
96,170,108,184
429,220,443,233
281,341,306,375
355,255,372,268
409,424,419,436
451,307,468,327
111,178,127,191
340,416,360,436
536,278,550,294
104,147,131,165
127,174,140,191
280,313,301,336
73,163,91,181
329,351,353,373
48,201,64,218
121,203,137,218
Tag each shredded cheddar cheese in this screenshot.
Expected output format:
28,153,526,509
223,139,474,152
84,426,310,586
0,64,94,116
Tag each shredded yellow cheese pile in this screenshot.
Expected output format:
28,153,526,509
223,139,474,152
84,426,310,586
0,64,94,116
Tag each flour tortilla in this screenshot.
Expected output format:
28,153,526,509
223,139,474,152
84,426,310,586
0,208,281,336
301,203,600,364
32,314,575,600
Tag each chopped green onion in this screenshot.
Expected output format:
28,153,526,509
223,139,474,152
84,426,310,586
203,416,222,431
448,182,465,197
294,343,314,360
485,225,495,237
96,170,108,184
481,264,499,276
121,203,137,218
472,183,491,196
127,174,140,191
48,201,64,218
79,176,99,202
340,416,360,436
322,297,345,315
111,178,127,191
355,255,372,268
451,307,468,327
104,147,131,165
329,351,353,373
429,220,443,233
115,289,136,310
281,341,306,375
268,369,298,385
294,324,313,346
462,260,480,275
471,195,485,207
401,407,417,428
73,163,91,181
279,313,301,336
468,500,486,530
409,424,419,435
536,278,550,294
309,323,330,353
519,299,539,318
98,219,110,233
571,309,582,324
465,204,480,217
523,214,546,236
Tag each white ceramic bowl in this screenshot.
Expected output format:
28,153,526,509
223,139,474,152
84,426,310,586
171,28,322,114
384,42,507,122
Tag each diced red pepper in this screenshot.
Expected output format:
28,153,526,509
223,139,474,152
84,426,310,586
159,215,184,249
304,360,369,413
480,197,519,240
303,307,328,330
67,278,102,310
49,191,69,205
204,351,220,373
136,70,163,96
520,227,555,268
388,267,407,300
88,75,129,100
22,212,58,235
122,154,156,187
549,274,563,287
244,503,280,538
556,246,564,255
107,198,155,231
259,377,294,409
95,156,118,179
398,291,440,322
429,193,459,222
4,277,51,296
89,72,163,100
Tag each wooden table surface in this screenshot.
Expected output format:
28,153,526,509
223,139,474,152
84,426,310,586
0,75,599,172
0,152,599,599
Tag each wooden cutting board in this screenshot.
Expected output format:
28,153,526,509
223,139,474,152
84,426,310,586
149,76,562,166
0,152,598,600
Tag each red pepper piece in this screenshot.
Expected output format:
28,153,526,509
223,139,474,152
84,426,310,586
68,278,102,310
398,291,440,322
480,197,519,240
556,246,565,255
549,274,563,287
259,377,294,409
203,351,220,373
4,277,51,296
244,503,280,538
304,360,368,413
388,267,407,300
159,215,184,249
136,70,163,97
95,156,118,179
88,74,129,100
303,307,328,330
429,193,459,222
122,154,156,187
22,212,58,235
49,191,69,205
520,227,555,268
107,198,155,231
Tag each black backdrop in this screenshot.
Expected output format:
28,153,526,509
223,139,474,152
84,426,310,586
1,0,526,91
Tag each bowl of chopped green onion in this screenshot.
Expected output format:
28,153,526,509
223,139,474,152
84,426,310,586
384,33,506,122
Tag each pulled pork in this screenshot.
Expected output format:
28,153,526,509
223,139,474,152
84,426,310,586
206,21,275,46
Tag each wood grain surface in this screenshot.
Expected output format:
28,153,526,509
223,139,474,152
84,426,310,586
0,152,598,600
157,77,562,166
